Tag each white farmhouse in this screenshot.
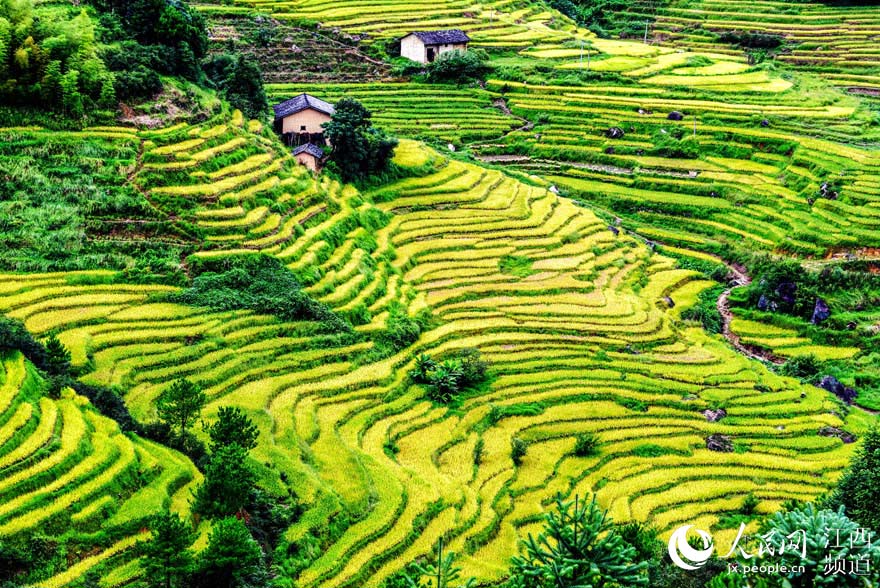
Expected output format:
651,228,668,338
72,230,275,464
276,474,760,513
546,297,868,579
400,29,470,64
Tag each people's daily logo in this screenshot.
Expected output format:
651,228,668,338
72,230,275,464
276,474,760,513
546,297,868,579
668,525,715,570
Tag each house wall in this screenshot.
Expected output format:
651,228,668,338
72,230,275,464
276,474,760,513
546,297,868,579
281,108,332,135
436,42,468,59
400,35,426,63
296,152,320,173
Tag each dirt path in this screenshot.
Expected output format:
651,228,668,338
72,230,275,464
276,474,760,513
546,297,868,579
714,261,785,365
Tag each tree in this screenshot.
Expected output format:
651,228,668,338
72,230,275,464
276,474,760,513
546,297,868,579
156,378,206,441
206,406,259,453
43,334,71,376
405,537,475,588
322,98,398,183
734,503,880,587
196,517,264,588
141,512,195,588
826,428,880,530
203,53,268,120
193,443,255,518
508,495,648,587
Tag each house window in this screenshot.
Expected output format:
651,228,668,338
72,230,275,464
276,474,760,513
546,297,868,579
300,125,307,131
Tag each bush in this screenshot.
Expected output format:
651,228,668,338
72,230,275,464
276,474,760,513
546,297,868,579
779,354,820,380
172,254,348,333
573,433,601,457
511,437,527,466
411,348,490,404
426,49,491,84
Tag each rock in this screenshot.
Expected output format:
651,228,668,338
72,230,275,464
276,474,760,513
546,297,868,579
447,143,456,152
811,297,830,324
605,147,615,154
606,127,625,139
549,185,559,194
847,321,857,330
703,408,726,422
818,426,856,444
818,375,858,404
757,294,777,312
663,296,675,308
668,111,685,121
760,119,770,127
615,217,623,225
706,434,734,452
776,282,797,306
608,226,619,236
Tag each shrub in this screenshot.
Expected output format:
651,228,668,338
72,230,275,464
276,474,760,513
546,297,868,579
511,438,527,466
573,433,600,457
779,355,820,380
426,49,491,84
173,254,347,333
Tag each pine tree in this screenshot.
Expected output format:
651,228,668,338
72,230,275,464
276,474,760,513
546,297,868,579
142,512,195,588
206,406,259,453
827,428,880,531
43,333,71,376
197,517,264,588
156,378,206,441
193,443,255,518
508,495,648,587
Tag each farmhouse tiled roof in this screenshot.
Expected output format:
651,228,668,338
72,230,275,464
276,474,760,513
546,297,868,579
273,93,335,120
293,143,325,159
406,29,470,45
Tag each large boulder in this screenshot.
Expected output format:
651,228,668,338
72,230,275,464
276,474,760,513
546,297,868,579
703,408,727,422
667,111,685,121
706,434,734,452
818,426,856,444
775,281,797,306
818,375,857,404
606,126,625,139
811,297,830,324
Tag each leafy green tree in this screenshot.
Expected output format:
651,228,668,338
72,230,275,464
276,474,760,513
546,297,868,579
322,97,398,183
141,512,195,588
156,378,206,441
196,517,264,588
203,53,268,119
193,443,255,518
207,406,259,453
507,495,648,587
826,428,880,530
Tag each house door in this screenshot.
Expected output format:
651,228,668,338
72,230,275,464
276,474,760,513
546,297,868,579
427,47,435,62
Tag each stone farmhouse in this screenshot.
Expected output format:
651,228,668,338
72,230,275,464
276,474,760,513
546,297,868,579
273,93,335,147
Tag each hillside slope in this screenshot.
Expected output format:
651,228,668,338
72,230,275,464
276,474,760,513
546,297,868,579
0,351,202,587
0,115,868,585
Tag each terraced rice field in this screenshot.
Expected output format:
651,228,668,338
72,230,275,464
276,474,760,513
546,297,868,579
0,351,202,586
0,117,868,585
637,0,880,90
197,0,580,47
